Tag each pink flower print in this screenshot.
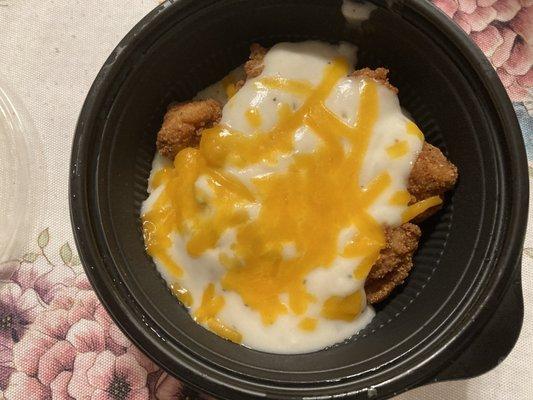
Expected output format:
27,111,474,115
91,303,133,356
154,372,207,400
11,256,76,304
66,289,100,325
48,286,79,310
127,346,158,375
68,351,149,400
433,0,533,102
49,286,101,326
0,261,19,281
4,372,50,400
9,288,148,400
50,370,74,400
33,262,77,303
0,283,43,345
74,273,92,290
154,372,184,399
37,340,76,386
0,341,14,390
108,322,131,355
36,282,132,350
66,319,106,353
13,289,111,378
13,309,72,376
10,258,52,292
67,352,98,400
93,302,113,331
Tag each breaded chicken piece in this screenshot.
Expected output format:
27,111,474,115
365,223,421,303
368,223,421,280
351,68,398,93
155,43,266,161
408,142,458,201
156,99,222,159
366,144,457,302
244,43,267,79
366,264,414,304
407,142,458,221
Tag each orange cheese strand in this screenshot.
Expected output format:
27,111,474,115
402,196,443,222
360,172,392,207
150,167,170,189
389,190,411,206
386,140,409,158
207,319,242,343
170,284,193,308
195,284,243,343
298,318,318,331
245,107,262,128
321,291,364,321
406,120,424,141
194,283,225,323
354,253,381,280
256,76,313,96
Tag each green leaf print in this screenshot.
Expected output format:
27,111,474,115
22,252,39,262
60,242,73,264
71,255,81,266
37,228,49,248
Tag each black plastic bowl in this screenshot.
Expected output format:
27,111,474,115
69,0,529,399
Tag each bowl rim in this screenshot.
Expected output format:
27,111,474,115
69,0,529,398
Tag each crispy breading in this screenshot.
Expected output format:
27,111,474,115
368,223,421,280
366,143,458,302
407,142,458,221
244,43,267,79
408,142,458,200
351,68,398,93
365,262,413,304
365,223,421,303
235,79,245,91
156,99,222,159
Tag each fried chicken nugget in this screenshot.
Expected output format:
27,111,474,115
365,143,457,303
244,43,267,79
408,142,458,201
365,223,421,303
407,142,458,221
156,99,222,160
155,44,268,161
366,266,413,304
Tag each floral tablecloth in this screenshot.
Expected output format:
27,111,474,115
0,0,531,399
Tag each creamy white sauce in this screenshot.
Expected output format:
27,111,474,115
143,41,423,353
195,66,246,104
341,0,377,25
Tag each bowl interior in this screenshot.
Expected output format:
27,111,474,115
80,0,513,396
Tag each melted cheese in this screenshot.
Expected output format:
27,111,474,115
141,41,429,353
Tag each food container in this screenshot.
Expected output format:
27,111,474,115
69,0,528,398
0,77,44,264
